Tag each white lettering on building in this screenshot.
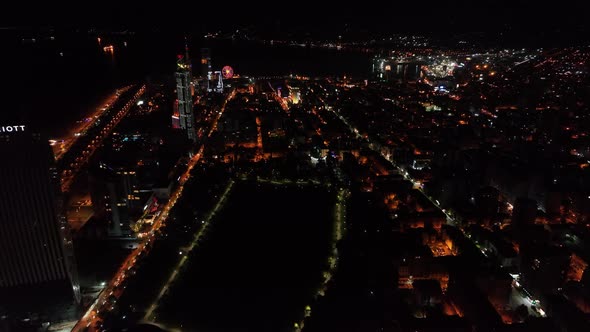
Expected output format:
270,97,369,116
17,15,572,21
0,125,26,133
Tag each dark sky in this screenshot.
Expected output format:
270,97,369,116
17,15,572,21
0,1,587,127
3,1,588,34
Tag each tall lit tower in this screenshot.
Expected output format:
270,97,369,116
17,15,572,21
201,48,212,79
200,48,212,91
0,127,80,318
175,39,197,142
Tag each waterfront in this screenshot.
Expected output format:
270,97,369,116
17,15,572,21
9,30,370,137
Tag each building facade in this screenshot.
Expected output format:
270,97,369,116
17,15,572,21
91,162,141,237
176,54,197,142
201,48,212,79
0,129,80,302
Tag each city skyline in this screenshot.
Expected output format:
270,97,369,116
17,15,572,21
2,10,590,332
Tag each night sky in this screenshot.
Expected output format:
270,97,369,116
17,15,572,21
2,1,587,126
3,1,588,33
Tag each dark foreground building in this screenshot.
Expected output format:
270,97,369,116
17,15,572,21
0,126,80,328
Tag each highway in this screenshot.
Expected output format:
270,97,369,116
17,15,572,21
72,89,235,332
51,86,132,161
60,85,145,193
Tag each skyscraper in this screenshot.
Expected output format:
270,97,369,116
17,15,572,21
175,51,197,142
201,48,212,91
90,161,140,237
201,48,212,79
0,127,79,321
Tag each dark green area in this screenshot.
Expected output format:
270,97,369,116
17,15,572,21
157,182,334,332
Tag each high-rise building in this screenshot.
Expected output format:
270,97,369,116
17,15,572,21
175,52,197,142
0,127,80,321
90,162,141,237
201,48,212,79
200,48,212,91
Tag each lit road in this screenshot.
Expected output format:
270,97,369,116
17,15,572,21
144,179,235,322
294,187,348,332
255,116,263,160
61,85,145,193
72,89,235,332
322,96,458,225
314,85,456,223
285,92,347,331
318,84,550,319
509,275,546,319
51,86,132,161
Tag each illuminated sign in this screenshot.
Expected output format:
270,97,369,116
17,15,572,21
0,125,25,133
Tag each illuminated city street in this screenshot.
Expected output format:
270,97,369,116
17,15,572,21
51,86,132,161
71,90,235,332
3,9,590,332
60,85,145,192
